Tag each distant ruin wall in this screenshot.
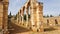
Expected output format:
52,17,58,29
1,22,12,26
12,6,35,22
43,16,60,25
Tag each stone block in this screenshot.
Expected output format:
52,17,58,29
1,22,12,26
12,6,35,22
0,26,2,29
0,4,3,12
39,25,44,32
32,27,37,32
4,0,9,2
0,18,3,26
0,4,3,8
0,12,3,17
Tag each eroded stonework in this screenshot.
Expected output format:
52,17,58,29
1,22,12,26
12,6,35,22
0,0,9,34
17,0,60,32
17,0,43,32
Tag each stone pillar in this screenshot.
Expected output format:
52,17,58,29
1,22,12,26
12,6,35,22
0,0,3,31
30,0,37,31
37,2,43,32
30,0,44,32
19,10,22,24
23,6,25,25
36,3,40,31
18,10,20,24
25,3,29,27
26,8,28,27
23,0,30,27
3,0,9,34
17,14,18,23
21,8,24,25
18,12,20,24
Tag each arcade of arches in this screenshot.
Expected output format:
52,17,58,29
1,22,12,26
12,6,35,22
0,0,60,34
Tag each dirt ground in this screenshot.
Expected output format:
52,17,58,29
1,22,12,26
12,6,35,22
8,19,60,34
8,22,60,34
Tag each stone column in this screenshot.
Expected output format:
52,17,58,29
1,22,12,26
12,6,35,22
25,3,29,27
18,10,20,24
23,6,25,25
19,10,22,24
21,8,24,25
36,3,40,31
37,2,43,32
17,14,18,24
23,0,30,27
30,0,37,31
3,0,9,34
18,12,20,24
26,8,29,27
0,1,3,32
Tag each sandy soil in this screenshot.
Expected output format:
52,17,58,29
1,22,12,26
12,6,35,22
8,19,60,34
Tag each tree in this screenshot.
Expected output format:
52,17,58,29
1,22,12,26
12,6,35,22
10,12,12,16
50,15,53,17
59,14,60,16
23,14,30,21
47,15,49,17
28,14,30,19
8,12,12,18
24,14,26,21
43,15,46,17
14,14,17,20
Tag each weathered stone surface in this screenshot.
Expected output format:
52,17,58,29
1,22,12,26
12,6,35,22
0,4,3,13
0,0,9,34
4,0,9,2
0,12,3,17
0,2,3,31
0,18,3,26
43,16,60,26
17,0,60,32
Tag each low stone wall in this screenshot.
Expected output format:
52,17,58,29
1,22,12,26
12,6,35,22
43,16,60,26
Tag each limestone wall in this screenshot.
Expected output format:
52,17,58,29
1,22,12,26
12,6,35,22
43,16,60,26
0,2,3,29
0,0,9,34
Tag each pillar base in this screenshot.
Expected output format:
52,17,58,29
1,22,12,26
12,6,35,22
31,25,44,32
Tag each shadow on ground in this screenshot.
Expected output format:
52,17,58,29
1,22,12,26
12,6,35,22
44,27,57,32
8,22,31,34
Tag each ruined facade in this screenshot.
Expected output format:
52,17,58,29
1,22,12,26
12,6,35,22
17,0,43,32
0,0,9,34
17,0,60,32
43,16,60,26
0,0,60,33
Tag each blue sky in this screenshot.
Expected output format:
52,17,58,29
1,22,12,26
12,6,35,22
8,0,60,16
